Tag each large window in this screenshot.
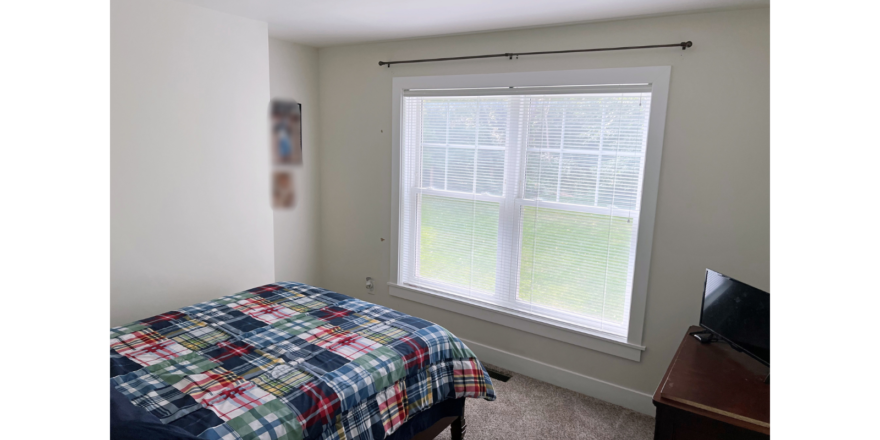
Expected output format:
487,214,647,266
391,68,670,358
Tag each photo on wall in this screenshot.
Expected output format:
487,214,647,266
271,100,302,165
273,171,295,208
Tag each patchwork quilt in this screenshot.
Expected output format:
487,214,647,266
110,282,495,440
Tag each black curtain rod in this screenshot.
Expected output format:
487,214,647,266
379,41,692,67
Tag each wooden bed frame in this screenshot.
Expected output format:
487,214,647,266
410,401,467,440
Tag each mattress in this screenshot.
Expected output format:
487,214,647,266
110,282,495,440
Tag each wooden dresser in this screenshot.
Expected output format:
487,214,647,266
652,326,770,439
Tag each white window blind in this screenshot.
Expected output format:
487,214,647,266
399,86,652,338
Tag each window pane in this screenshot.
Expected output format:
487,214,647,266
476,149,505,196
448,101,478,145
421,146,446,190
600,95,650,154
561,98,603,150
597,155,642,210
523,151,560,202
478,100,508,147
422,101,448,145
518,206,634,325
559,153,599,205
526,98,564,150
418,195,499,293
419,97,510,196
523,93,650,211
446,148,475,193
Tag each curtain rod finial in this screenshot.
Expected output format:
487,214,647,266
681,41,693,50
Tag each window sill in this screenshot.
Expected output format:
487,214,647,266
388,282,645,362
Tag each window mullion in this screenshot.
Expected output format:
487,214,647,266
506,96,530,306
495,97,523,306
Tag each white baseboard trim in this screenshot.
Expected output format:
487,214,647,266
461,337,656,417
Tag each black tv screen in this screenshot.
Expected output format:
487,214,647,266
700,269,770,366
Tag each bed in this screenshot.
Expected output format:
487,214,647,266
110,282,495,440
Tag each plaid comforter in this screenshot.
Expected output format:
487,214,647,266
111,282,495,440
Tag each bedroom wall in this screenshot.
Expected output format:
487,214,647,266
316,7,769,404
269,38,322,286
111,0,274,326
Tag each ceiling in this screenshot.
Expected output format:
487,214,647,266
175,0,769,47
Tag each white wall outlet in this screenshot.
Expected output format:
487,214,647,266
365,277,374,294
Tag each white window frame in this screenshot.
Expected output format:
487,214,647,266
389,67,671,362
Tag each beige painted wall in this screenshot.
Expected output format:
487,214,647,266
316,8,769,394
269,38,322,286
111,0,274,326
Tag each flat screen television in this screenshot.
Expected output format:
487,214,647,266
699,269,770,366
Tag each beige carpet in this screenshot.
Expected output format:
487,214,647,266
434,364,654,440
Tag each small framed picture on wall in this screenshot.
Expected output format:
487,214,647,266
272,171,295,208
271,100,302,165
